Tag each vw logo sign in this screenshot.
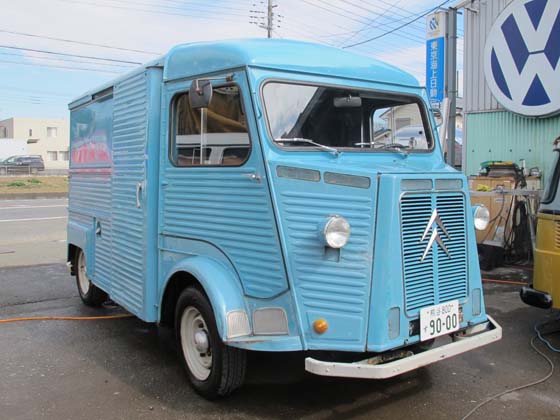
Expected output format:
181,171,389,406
484,0,560,117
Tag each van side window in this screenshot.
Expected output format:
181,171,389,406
172,85,250,166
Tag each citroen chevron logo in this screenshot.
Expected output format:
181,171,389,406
420,209,451,262
484,0,560,117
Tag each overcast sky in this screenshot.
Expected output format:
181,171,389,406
0,0,463,121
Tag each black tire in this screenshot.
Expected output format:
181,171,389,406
75,249,107,307
175,287,246,399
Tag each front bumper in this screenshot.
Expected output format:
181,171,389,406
305,316,501,379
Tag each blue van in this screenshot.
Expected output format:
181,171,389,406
67,39,501,398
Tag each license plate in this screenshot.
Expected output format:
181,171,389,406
420,300,460,341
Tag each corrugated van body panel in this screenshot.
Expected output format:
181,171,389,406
110,72,149,315
68,174,112,292
161,166,287,298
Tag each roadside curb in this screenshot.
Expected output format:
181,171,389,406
0,192,68,200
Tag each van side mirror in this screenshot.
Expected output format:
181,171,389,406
189,79,213,109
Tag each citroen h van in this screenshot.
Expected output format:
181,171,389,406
67,39,501,398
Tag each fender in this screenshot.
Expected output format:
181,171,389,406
67,220,94,274
161,255,249,340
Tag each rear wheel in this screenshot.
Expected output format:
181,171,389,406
75,250,107,307
175,287,246,399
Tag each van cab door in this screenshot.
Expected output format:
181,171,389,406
159,71,288,299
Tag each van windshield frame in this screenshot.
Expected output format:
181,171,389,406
260,80,435,154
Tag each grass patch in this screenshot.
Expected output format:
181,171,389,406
0,176,68,194
7,181,26,187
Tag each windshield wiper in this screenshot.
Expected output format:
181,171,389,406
375,144,410,158
275,137,339,157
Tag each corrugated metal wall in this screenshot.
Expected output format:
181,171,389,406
465,111,560,181
464,0,513,113
463,0,560,185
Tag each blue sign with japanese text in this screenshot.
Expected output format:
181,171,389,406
426,36,445,104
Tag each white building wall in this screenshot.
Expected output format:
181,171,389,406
0,118,69,170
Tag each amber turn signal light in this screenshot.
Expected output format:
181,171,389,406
313,319,328,334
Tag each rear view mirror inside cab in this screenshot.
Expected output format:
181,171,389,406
333,95,362,108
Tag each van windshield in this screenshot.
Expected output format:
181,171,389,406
262,82,433,152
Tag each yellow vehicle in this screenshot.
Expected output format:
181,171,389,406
521,137,560,310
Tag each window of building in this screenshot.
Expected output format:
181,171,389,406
47,127,58,138
396,118,412,131
0,126,6,138
59,151,69,161
171,85,250,167
47,151,58,161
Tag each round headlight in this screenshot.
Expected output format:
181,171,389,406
473,205,490,231
323,216,350,248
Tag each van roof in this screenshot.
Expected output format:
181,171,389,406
70,39,420,108
164,39,419,86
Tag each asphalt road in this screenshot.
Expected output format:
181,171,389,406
0,198,67,267
0,263,559,420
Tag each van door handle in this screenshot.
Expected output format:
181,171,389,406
243,173,262,183
136,182,143,208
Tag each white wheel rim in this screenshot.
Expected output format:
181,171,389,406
77,252,90,296
180,306,212,381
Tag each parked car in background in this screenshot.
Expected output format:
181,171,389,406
0,155,45,175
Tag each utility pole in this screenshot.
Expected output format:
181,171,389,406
250,0,279,38
445,7,458,167
267,0,273,38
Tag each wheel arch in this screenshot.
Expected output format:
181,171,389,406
159,256,249,340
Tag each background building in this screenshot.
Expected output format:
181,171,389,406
0,117,70,170
462,0,560,184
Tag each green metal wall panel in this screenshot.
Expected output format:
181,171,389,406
465,111,560,186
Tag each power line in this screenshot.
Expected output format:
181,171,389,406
98,0,248,17
301,0,428,45
0,58,121,74
301,0,375,27
0,84,73,98
0,45,141,64
145,0,251,14
0,50,135,69
0,29,160,55
338,0,405,46
343,0,453,49
55,0,244,23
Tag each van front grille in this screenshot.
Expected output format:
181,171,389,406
400,192,468,315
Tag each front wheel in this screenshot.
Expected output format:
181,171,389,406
175,287,246,399
75,250,107,307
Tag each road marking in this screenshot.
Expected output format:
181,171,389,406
0,205,67,210
0,216,67,223
0,199,67,203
